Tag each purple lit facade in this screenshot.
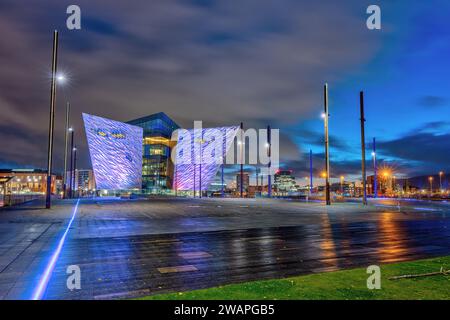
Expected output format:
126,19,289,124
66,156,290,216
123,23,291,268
83,113,143,190
174,126,239,191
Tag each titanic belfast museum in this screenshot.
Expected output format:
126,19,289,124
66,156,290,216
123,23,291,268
83,112,239,194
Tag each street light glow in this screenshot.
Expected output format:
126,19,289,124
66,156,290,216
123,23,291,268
56,73,66,83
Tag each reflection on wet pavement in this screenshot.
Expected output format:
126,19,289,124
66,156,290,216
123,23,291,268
44,214,450,299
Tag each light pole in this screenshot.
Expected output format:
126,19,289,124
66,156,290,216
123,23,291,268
240,122,244,198
372,137,377,198
221,134,225,198
193,160,196,198
359,91,367,205
267,125,272,198
340,176,344,195
199,130,203,198
309,149,313,194
429,176,433,195
45,30,59,209
439,171,444,192
256,167,259,195
72,146,77,198
68,128,74,199
62,102,70,199
323,84,331,205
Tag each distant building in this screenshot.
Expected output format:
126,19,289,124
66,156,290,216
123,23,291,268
0,169,56,194
236,173,250,193
274,170,297,193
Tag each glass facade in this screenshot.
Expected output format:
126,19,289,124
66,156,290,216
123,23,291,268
127,112,179,193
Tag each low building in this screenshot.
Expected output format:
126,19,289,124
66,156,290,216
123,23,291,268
0,169,56,194
236,173,250,193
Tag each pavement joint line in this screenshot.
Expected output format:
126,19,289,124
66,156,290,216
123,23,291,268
0,223,54,275
31,199,80,300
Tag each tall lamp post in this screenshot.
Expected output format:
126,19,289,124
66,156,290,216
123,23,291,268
62,102,70,199
429,176,433,195
72,146,77,199
323,84,331,205
68,128,74,199
359,91,367,205
439,171,444,192
309,149,313,194
267,125,272,198
45,30,59,209
240,122,244,198
372,137,377,198
199,130,203,198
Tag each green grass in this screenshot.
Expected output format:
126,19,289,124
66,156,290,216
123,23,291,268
139,256,450,300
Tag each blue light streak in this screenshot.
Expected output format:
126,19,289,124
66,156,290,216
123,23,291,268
31,199,80,300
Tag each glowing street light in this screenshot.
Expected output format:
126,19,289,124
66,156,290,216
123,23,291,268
429,176,433,194
56,73,66,83
439,171,444,192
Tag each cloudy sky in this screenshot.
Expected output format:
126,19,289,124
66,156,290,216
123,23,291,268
0,0,449,183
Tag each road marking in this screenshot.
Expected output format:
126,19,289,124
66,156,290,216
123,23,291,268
157,265,198,274
31,199,80,300
179,251,212,259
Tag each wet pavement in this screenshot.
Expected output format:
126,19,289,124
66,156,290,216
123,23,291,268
0,197,450,299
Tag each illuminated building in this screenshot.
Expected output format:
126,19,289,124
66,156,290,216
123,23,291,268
65,169,96,194
0,169,56,194
127,112,179,193
83,113,143,190
274,170,297,193
174,126,240,192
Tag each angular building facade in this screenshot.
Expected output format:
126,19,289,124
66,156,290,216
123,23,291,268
174,126,239,192
83,113,143,190
127,112,179,193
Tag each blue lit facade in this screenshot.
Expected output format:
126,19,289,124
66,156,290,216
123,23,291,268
83,113,143,190
174,126,239,191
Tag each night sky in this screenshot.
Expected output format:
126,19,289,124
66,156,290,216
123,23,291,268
0,0,449,183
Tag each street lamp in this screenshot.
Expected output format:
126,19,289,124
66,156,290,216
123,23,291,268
323,84,330,205
45,30,59,209
57,74,66,83
429,176,433,195
340,176,344,195
267,125,272,198
372,137,377,198
68,128,74,199
72,146,77,198
62,103,70,199
439,171,444,192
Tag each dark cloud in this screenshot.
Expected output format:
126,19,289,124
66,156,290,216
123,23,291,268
377,131,450,175
417,95,446,108
0,0,386,173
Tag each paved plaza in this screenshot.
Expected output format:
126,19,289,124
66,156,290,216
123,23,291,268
0,197,450,299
